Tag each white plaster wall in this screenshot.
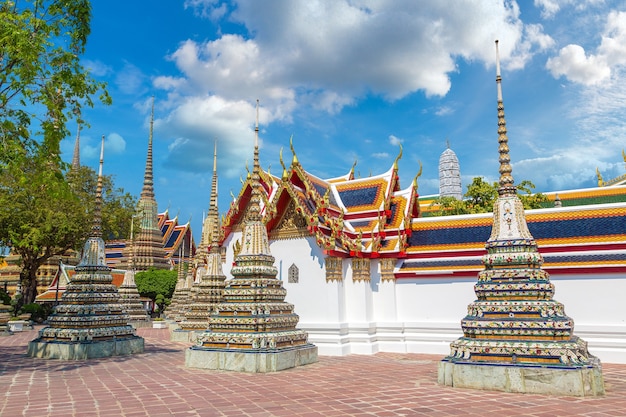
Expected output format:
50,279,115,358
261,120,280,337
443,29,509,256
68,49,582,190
222,231,626,362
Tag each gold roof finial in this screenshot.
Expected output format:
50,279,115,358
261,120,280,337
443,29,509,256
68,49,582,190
622,149,626,167
412,161,423,190
279,147,289,180
495,40,516,196
350,159,358,179
289,134,299,165
393,143,403,169
596,167,604,187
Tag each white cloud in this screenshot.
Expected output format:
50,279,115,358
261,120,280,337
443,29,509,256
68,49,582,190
82,59,111,77
106,133,126,154
156,95,264,178
115,62,147,95
534,0,561,19
372,152,390,159
434,106,454,116
389,135,403,146
546,11,626,85
546,44,610,85
153,1,554,178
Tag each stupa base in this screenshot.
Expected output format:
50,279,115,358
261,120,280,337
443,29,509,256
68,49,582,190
438,359,605,396
170,329,200,343
27,336,144,360
185,344,318,373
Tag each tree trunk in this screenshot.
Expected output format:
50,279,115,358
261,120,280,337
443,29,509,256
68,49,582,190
19,259,41,307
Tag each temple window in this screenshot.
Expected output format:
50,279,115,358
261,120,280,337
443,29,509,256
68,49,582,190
288,263,299,283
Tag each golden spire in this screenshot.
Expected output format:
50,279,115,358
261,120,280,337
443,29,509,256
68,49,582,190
92,135,105,238
495,40,516,196
128,216,136,271
141,97,156,199
247,99,262,222
71,122,81,171
209,139,220,250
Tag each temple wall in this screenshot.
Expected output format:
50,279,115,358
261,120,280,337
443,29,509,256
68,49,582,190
222,232,626,363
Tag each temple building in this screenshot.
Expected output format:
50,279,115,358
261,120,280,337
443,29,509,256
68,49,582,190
437,41,604,396
28,136,144,359
213,109,625,363
185,103,318,372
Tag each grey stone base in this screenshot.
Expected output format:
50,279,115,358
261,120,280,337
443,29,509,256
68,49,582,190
170,329,199,343
27,337,145,360
185,344,318,373
438,360,605,396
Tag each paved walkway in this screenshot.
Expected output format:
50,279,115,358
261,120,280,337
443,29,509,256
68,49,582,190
1,326,625,416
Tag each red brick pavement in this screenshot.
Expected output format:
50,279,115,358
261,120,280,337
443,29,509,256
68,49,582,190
1,326,625,416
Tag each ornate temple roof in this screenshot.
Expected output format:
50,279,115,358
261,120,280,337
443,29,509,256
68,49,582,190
223,140,421,258
105,211,195,269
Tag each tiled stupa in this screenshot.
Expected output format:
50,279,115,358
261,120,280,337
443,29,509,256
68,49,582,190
123,98,169,271
165,252,188,321
118,223,149,322
28,136,144,359
438,41,604,396
172,142,226,342
185,102,318,372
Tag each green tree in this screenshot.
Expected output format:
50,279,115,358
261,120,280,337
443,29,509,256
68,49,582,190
517,180,549,210
464,177,499,213
431,177,548,216
67,166,138,241
0,0,110,160
135,268,178,313
0,153,91,306
0,0,111,307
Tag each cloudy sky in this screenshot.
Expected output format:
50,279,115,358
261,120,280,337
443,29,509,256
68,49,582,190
62,0,626,239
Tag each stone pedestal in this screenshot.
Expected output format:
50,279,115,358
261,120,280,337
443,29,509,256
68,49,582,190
8,321,25,332
186,344,318,373
170,329,199,343
438,360,605,397
28,337,144,360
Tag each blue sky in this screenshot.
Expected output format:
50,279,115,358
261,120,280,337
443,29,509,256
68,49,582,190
60,0,626,240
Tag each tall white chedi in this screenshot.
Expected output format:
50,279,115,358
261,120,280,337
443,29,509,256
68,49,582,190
438,143,462,200
438,41,604,397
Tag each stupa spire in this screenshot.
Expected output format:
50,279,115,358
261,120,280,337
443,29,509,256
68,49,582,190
128,96,169,271
71,122,81,170
495,40,515,196
247,99,262,222
209,140,220,249
141,97,155,200
92,135,105,238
